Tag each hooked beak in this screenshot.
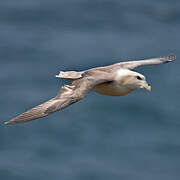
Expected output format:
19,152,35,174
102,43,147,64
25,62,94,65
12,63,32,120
141,82,152,91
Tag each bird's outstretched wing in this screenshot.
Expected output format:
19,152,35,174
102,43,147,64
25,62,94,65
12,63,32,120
116,54,176,70
5,70,114,125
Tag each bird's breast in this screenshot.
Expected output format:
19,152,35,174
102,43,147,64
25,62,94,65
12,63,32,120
92,81,133,96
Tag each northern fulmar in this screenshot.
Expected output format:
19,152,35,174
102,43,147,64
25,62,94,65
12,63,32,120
4,54,176,125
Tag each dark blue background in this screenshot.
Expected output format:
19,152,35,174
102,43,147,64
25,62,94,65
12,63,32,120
0,0,180,179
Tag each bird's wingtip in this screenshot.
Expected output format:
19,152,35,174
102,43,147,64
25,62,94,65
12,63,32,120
161,53,176,64
168,53,176,61
4,121,10,125
4,119,15,125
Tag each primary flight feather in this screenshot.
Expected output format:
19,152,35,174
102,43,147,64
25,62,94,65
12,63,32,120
5,54,176,125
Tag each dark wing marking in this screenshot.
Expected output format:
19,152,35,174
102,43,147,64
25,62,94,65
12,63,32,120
115,54,176,70
5,70,114,125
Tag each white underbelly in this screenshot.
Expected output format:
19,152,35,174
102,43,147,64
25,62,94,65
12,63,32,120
93,81,133,96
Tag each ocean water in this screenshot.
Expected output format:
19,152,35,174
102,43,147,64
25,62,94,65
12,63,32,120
0,0,180,180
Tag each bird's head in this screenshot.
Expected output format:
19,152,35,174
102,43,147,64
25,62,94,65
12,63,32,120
116,69,152,91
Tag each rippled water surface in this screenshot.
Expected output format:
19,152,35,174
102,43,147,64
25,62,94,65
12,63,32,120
0,0,180,180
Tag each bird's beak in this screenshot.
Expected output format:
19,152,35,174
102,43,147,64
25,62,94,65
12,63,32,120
141,82,152,91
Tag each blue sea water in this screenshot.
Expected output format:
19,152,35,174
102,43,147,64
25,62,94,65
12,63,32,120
0,0,180,179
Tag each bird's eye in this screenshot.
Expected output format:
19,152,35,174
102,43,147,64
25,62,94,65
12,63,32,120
136,76,142,80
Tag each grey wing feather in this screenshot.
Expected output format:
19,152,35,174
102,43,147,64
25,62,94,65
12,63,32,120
5,98,61,124
116,54,176,70
5,84,86,125
5,70,114,125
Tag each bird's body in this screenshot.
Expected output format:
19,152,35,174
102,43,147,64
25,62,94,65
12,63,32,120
93,81,133,96
93,69,139,96
4,54,176,125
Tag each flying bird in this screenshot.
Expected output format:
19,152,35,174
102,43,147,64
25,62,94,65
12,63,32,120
5,54,176,125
